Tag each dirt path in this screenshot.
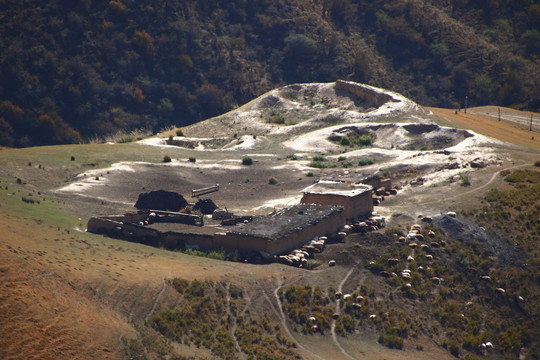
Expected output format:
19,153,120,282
427,107,539,149
145,280,167,321
271,277,326,360
330,266,357,360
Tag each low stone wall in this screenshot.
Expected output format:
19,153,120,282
162,231,213,250
335,80,397,108
88,204,346,256
87,216,162,247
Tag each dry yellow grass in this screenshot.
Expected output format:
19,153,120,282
427,107,539,150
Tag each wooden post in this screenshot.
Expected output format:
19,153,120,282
464,96,468,114
531,114,533,132
498,107,501,122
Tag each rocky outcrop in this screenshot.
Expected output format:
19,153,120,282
335,80,398,108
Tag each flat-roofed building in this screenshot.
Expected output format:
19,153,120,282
300,180,373,221
214,204,345,256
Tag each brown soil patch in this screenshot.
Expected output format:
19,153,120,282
427,107,539,149
0,215,127,360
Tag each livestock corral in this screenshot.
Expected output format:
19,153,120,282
87,179,398,265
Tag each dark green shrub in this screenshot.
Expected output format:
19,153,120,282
242,156,253,165
268,110,286,124
268,177,278,185
358,158,375,166
119,135,135,143
378,334,404,349
188,157,196,162
459,173,470,186
22,196,35,204
176,129,184,136
163,154,172,163
310,155,336,168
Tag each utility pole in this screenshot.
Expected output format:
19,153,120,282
530,113,533,132
464,96,468,114
498,107,501,122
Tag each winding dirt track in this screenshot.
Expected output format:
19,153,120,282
330,266,357,360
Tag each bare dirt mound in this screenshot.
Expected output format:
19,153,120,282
184,81,425,140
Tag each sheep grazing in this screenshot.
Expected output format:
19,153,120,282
308,316,316,322
407,232,417,241
480,275,491,281
333,313,340,319
415,234,425,241
329,259,336,267
428,230,436,238
430,242,440,248
431,277,441,284
408,242,418,248
356,295,364,302
369,314,377,319
379,270,391,278
420,244,430,251
343,294,352,300
371,216,386,228
388,258,399,265
407,255,415,262
421,216,433,223
417,266,425,273
335,291,342,299
337,232,347,242
410,224,422,233
425,254,434,261
447,211,457,218
496,288,506,294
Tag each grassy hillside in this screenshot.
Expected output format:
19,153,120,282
1,0,539,146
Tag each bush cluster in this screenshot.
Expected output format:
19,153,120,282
151,278,299,360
